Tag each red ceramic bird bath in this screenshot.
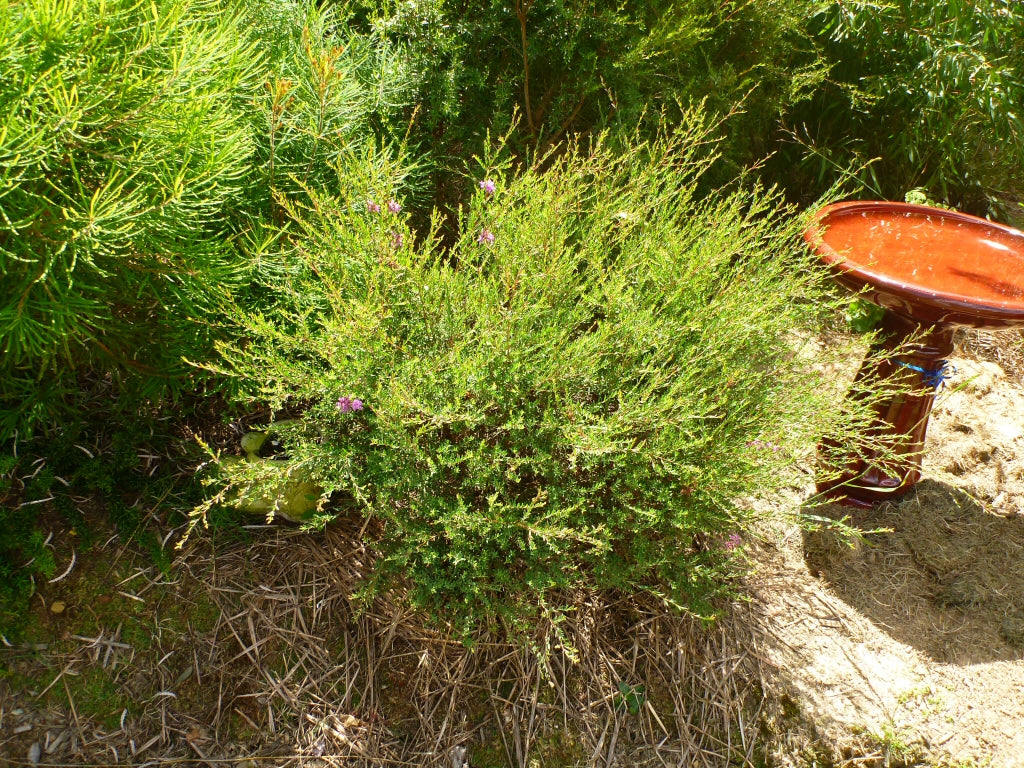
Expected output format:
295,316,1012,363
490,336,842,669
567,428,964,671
805,201,1024,506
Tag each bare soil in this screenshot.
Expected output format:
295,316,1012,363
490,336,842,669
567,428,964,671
758,329,1024,767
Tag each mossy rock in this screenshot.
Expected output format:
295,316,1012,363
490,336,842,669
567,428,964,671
221,428,322,523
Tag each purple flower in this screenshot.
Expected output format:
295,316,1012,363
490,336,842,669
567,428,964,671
387,199,402,214
392,230,404,249
366,199,381,214
479,179,496,195
336,396,364,414
477,228,495,245
724,533,742,551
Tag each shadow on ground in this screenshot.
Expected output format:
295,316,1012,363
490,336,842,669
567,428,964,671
802,479,1024,664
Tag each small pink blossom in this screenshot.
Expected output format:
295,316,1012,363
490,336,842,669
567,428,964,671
479,179,496,195
724,533,742,551
392,230,404,249
387,199,402,214
477,228,495,245
366,199,381,214
336,396,365,414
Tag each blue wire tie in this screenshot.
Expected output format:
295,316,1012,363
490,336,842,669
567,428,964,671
894,359,953,389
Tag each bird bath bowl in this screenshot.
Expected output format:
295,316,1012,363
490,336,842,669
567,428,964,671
805,201,1024,506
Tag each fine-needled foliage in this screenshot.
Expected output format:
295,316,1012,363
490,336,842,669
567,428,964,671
352,0,1024,224
245,0,416,221
198,115,873,632
0,0,261,435
350,0,827,217
0,0,413,438
779,0,1024,218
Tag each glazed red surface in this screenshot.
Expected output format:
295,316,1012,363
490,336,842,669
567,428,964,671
806,202,1024,327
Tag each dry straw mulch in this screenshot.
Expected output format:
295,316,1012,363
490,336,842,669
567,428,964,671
170,518,777,767
2,513,788,767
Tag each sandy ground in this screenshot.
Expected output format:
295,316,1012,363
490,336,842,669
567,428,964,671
755,344,1024,766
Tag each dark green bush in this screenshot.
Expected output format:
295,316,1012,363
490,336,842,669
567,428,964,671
197,114,873,630
350,0,823,215
779,0,1024,218
353,0,1024,222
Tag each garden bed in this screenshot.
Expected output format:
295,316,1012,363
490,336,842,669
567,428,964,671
2,332,1022,767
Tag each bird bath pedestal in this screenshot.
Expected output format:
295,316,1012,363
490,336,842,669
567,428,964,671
805,201,1024,506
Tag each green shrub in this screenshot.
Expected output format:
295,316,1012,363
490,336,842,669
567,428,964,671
198,112,871,631
353,0,1024,222
781,0,1024,218
0,0,263,436
244,0,417,220
351,0,824,215
0,0,414,439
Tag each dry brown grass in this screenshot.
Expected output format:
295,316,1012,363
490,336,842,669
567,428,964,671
2,511,791,767
957,328,1024,384
173,516,779,767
